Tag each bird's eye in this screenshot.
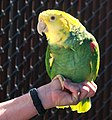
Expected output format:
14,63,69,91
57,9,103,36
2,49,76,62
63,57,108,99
50,16,56,21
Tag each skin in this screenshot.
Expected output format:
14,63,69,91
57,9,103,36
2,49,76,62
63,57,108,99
0,79,97,120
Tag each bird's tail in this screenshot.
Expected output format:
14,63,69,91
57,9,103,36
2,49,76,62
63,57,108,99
56,98,91,113
70,98,91,113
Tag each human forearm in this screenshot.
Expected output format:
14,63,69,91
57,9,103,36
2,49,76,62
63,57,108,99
0,82,58,120
0,93,37,120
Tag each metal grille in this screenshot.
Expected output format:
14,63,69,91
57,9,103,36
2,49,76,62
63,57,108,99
0,0,112,120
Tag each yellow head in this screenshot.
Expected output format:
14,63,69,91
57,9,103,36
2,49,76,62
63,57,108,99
37,10,84,45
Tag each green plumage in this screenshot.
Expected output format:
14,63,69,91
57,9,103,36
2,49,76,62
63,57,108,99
46,31,99,83
45,30,100,113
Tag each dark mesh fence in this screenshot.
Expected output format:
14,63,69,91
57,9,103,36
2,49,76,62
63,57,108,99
0,0,112,120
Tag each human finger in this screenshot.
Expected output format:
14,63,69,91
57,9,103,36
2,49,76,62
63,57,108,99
63,80,80,104
83,80,97,92
91,81,97,90
82,81,97,98
79,85,89,101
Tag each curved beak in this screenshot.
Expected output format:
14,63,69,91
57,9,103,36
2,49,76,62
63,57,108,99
37,20,48,36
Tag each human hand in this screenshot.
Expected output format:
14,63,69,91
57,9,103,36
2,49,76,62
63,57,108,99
37,79,97,109
63,80,97,102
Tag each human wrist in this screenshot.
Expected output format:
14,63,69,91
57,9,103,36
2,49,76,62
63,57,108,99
37,83,55,109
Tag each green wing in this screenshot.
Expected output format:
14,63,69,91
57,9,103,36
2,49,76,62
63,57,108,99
64,31,100,82
89,39,100,81
45,45,51,77
45,45,55,79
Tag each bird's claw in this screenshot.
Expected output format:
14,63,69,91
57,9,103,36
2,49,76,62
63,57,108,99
52,75,65,90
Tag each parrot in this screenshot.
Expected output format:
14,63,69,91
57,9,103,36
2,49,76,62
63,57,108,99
37,9,100,113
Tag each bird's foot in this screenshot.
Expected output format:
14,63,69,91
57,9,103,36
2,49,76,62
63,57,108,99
52,75,66,90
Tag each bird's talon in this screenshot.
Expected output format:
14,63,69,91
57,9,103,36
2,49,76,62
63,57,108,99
52,75,65,90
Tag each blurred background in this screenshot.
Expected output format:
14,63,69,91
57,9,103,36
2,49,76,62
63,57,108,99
0,0,112,120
